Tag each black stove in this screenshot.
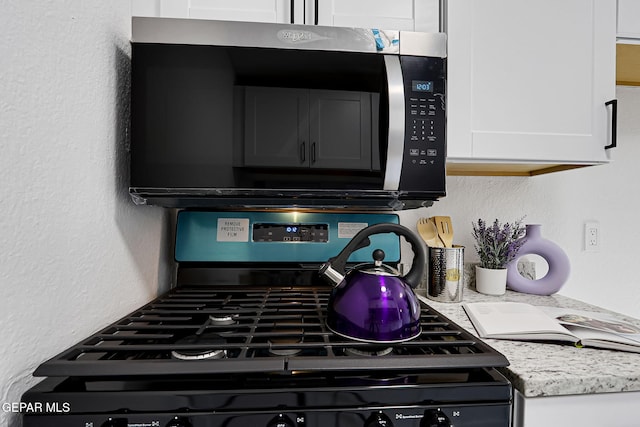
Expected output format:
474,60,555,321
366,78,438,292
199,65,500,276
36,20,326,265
22,212,512,427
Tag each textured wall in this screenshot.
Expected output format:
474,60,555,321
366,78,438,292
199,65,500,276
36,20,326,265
0,2,169,426
401,86,640,320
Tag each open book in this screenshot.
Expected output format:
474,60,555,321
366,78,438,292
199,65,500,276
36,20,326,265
462,301,640,353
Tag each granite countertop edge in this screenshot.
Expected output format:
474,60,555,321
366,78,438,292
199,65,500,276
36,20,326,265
416,287,640,398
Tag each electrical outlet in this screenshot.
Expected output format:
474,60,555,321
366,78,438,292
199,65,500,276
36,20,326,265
584,221,600,252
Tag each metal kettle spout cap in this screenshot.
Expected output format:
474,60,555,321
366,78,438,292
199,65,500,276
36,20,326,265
318,236,371,286
319,261,345,286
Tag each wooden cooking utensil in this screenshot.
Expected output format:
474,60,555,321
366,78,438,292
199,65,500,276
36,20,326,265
417,218,443,247
433,216,453,248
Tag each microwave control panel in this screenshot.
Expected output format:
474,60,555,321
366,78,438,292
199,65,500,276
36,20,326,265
399,56,446,193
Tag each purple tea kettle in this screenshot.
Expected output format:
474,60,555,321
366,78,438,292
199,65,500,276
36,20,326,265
319,223,426,343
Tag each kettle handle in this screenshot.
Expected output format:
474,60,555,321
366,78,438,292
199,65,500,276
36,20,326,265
324,223,426,289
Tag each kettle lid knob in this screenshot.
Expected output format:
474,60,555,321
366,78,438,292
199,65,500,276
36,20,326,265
372,249,385,266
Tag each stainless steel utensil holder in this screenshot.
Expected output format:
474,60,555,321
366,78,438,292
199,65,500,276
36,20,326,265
426,245,464,303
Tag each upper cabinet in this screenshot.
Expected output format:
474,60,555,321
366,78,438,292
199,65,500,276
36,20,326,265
617,0,640,41
131,0,618,177
131,0,438,30
313,0,439,32
131,0,296,23
446,0,617,176
616,0,640,86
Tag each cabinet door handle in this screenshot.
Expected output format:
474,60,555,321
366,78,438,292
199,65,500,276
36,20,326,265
290,0,294,24
300,141,306,163
605,99,617,150
314,0,318,25
311,142,317,164
439,0,447,33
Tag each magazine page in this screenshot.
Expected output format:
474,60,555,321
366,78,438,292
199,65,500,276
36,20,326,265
462,302,578,343
540,306,640,350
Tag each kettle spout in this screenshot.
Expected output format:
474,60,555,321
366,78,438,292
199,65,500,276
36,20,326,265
319,261,344,286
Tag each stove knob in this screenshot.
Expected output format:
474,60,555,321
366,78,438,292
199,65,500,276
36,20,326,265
421,409,451,427
100,419,127,427
267,414,295,427
364,411,394,427
165,417,192,427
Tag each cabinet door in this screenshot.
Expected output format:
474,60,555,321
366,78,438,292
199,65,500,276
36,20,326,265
617,0,640,39
132,0,188,17
311,0,439,32
244,87,310,168
309,90,372,170
447,0,616,165
132,0,299,23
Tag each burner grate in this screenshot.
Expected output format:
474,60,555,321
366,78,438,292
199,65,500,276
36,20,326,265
35,286,508,377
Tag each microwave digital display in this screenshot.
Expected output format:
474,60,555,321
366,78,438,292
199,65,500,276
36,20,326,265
412,80,433,92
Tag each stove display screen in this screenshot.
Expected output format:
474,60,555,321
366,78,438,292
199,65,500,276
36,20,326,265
253,223,328,242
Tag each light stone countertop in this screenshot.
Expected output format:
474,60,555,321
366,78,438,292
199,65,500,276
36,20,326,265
416,286,640,398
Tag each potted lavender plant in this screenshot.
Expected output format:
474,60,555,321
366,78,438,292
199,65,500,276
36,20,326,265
472,218,526,295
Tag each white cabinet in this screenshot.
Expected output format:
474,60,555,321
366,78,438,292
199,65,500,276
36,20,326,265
312,0,439,32
131,0,438,30
617,0,640,40
616,1,640,86
446,0,617,176
514,390,640,427
131,0,298,23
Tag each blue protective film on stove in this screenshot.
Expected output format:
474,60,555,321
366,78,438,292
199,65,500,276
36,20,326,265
175,211,401,263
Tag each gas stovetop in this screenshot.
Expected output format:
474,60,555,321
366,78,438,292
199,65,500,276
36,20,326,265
35,285,508,378
24,211,512,427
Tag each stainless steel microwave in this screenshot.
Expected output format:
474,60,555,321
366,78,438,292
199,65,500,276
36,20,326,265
130,18,446,210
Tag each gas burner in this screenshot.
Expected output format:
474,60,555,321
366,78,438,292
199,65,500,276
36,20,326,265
209,312,240,326
344,346,394,357
171,332,228,361
268,333,303,356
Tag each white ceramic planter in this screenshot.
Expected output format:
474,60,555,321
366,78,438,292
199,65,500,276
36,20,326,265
475,266,508,296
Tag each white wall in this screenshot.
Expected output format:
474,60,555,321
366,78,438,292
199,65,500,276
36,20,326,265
0,2,170,426
400,86,640,320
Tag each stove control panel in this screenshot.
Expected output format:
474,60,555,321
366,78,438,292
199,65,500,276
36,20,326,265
26,405,507,427
175,211,401,263
253,223,328,243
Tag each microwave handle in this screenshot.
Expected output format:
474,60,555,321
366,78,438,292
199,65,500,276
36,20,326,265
383,55,405,191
